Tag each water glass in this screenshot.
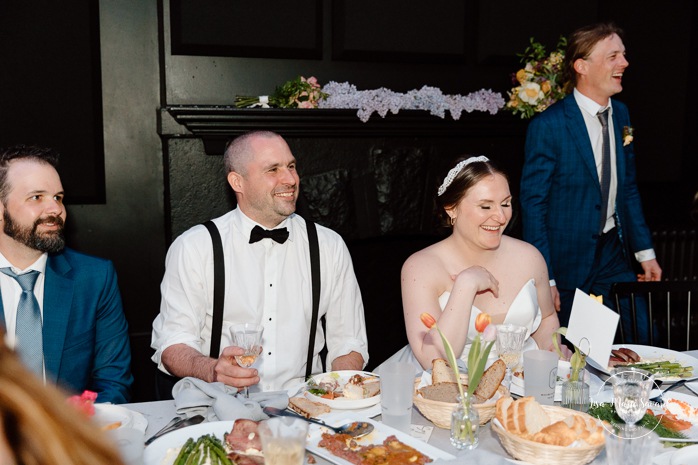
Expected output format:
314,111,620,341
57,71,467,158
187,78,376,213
523,350,558,405
604,426,659,465
258,417,308,465
610,367,654,429
379,361,415,433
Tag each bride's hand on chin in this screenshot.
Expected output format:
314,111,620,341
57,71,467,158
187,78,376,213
452,266,499,298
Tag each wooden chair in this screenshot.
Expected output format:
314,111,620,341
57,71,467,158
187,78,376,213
610,281,698,350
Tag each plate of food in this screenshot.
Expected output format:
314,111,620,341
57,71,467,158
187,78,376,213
143,420,268,465
587,345,698,380
93,404,148,432
588,391,698,443
306,412,455,465
304,371,381,410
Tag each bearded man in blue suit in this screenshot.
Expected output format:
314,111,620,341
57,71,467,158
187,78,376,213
520,23,662,342
0,145,132,403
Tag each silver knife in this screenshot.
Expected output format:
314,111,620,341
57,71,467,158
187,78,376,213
144,414,205,445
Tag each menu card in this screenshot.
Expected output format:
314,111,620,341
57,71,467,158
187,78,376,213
565,289,619,368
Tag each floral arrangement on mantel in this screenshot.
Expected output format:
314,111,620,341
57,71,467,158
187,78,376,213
505,36,568,119
235,75,505,123
235,75,328,109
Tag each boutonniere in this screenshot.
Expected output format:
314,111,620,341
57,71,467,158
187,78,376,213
623,126,634,146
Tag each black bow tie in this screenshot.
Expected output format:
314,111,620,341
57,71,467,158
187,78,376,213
249,225,289,244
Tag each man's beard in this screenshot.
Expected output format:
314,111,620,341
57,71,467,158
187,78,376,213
3,209,65,253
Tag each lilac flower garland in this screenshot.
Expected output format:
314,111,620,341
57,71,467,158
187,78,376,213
318,82,505,123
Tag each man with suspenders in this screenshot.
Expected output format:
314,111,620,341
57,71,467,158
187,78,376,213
151,131,368,397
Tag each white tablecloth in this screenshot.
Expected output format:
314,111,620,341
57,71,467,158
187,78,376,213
128,351,698,465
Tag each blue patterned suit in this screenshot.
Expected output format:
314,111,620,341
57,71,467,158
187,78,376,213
520,94,653,332
0,247,133,403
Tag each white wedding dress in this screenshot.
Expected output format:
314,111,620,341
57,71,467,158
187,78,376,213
374,278,542,374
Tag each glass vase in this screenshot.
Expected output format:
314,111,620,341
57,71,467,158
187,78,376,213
450,395,480,450
560,380,590,412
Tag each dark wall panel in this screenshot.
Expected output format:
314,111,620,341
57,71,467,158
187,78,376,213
170,0,322,59
332,0,468,63
0,0,105,204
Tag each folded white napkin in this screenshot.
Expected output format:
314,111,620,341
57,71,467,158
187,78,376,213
172,377,289,422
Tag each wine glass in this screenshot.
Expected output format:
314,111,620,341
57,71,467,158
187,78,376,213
495,324,528,390
610,367,654,431
230,323,264,398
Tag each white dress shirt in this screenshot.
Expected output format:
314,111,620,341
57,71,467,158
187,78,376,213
574,89,618,235
151,208,369,392
0,252,48,380
573,89,655,264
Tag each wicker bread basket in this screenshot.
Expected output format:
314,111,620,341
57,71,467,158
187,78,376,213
491,405,605,465
412,375,509,428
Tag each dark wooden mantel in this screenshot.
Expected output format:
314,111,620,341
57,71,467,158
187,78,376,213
163,105,527,155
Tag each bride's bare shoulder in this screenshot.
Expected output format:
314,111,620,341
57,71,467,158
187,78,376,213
501,236,546,263
402,242,448,272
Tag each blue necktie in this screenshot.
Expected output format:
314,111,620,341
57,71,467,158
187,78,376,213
1,268,43,375
597,109,611,234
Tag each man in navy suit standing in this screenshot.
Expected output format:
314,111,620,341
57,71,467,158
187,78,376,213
520,23,661,341
0,145,132,403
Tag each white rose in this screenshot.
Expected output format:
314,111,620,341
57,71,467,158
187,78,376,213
518,82,544,104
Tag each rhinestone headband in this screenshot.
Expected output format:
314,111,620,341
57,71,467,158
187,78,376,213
437,156,490,196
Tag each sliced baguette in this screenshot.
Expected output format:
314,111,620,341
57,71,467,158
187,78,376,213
517,396,550,436
473,359,506,401
288,396,331,418
495,396,513,429
503,396,549,436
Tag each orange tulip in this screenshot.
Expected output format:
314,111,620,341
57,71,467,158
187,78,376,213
474,312,491,333
420,312,437,329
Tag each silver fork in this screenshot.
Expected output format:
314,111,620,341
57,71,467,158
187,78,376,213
648,379,688,405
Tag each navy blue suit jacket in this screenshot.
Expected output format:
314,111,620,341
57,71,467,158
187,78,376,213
520,95,653,289
0,247,132,403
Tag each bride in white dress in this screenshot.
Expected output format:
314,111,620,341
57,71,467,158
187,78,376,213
383,156,563,372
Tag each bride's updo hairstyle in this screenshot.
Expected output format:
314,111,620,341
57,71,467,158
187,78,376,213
436,156,508,228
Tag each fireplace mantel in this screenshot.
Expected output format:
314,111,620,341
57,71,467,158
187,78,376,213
163,105,526,155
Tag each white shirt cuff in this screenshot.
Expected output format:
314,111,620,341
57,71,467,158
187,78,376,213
634,248,656,262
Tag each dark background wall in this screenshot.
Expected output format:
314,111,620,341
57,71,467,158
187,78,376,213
1,0,695,401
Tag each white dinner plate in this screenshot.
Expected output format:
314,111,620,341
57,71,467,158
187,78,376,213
670,443,698,464
587,345,698,381
93,404,148,433
143,421,235,465
590,391,698,443
305,370,381,410
305,412,455,464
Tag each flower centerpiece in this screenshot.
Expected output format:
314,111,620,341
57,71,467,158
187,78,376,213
420,312,496,449
505,36,568,119
235,75,328,109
